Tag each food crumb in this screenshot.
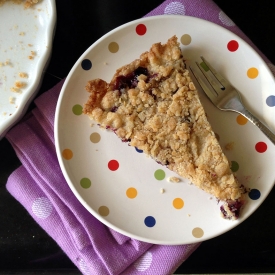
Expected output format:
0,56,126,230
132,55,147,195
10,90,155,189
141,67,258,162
19,72,28,78
1,59,11,66
19,32,25,36
10,81,26,93
10,87,22,94
187,214,191,217
28,51,36,60
15,81,26,88
224,142,234,151
168,176,181,183
9,97,16,104
160,188,164,194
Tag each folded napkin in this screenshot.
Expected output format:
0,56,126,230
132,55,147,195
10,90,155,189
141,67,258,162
6,0,275,275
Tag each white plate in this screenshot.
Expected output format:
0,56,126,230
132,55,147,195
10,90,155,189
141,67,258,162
55,15,275,245
0,0,56,139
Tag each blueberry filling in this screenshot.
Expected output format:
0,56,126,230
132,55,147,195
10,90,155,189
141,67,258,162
114,67,149,91
110,106,118,112
121,138,131,143
220,200,244,219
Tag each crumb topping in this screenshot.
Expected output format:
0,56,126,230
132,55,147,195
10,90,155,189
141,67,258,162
83,36,246,202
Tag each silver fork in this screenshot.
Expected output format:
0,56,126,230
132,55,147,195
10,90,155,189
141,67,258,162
188,56,275,145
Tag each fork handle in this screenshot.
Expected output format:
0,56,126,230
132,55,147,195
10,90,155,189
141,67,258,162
241,109,275,145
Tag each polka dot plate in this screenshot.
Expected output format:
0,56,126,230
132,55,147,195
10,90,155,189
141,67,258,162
55,15,275,245
0,0,56,139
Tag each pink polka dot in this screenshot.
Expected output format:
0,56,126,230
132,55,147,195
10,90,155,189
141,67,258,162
136,24,147,36
108,159,119,171
227,40,239,52
255,141,267,153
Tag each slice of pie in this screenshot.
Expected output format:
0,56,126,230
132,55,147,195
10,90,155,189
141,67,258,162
83,35,247,219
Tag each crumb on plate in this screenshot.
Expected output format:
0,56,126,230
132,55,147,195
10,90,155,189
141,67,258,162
19,72,28,78
168,176,181,183
9,97,16,104
224,142,234,151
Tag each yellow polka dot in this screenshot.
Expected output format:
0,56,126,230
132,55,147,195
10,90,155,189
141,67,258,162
126,187,137,199
180,34,191,45
90,132,101,143
236,114,248,125
62,148,73,160
98,206,109,216
247,67,258,79
108,42,119,53
192,227,204,238
173,198,184,209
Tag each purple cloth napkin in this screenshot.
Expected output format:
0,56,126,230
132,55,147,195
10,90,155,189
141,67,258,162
6,1,275,275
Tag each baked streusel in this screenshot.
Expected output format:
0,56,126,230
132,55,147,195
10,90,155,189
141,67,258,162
83,36,246,219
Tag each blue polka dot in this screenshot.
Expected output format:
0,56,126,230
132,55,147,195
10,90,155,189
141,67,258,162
266,95,275,107
249,189,261,200
81,59,92,70
135,147,143,153
144,216,156,227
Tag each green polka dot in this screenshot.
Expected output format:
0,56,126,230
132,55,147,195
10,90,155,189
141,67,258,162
154,169,165,180
80,178,91,189
230,161,239,172
72,104,83,115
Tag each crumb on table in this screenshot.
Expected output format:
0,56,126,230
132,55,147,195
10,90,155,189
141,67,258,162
0,0,40,8
15,81,26,88
19,72,28,78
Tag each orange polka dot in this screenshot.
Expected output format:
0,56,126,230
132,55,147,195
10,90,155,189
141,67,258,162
62,149,73,160
247,67,258,79
173,198,184,209
236,114,248,125
126,187,138,199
